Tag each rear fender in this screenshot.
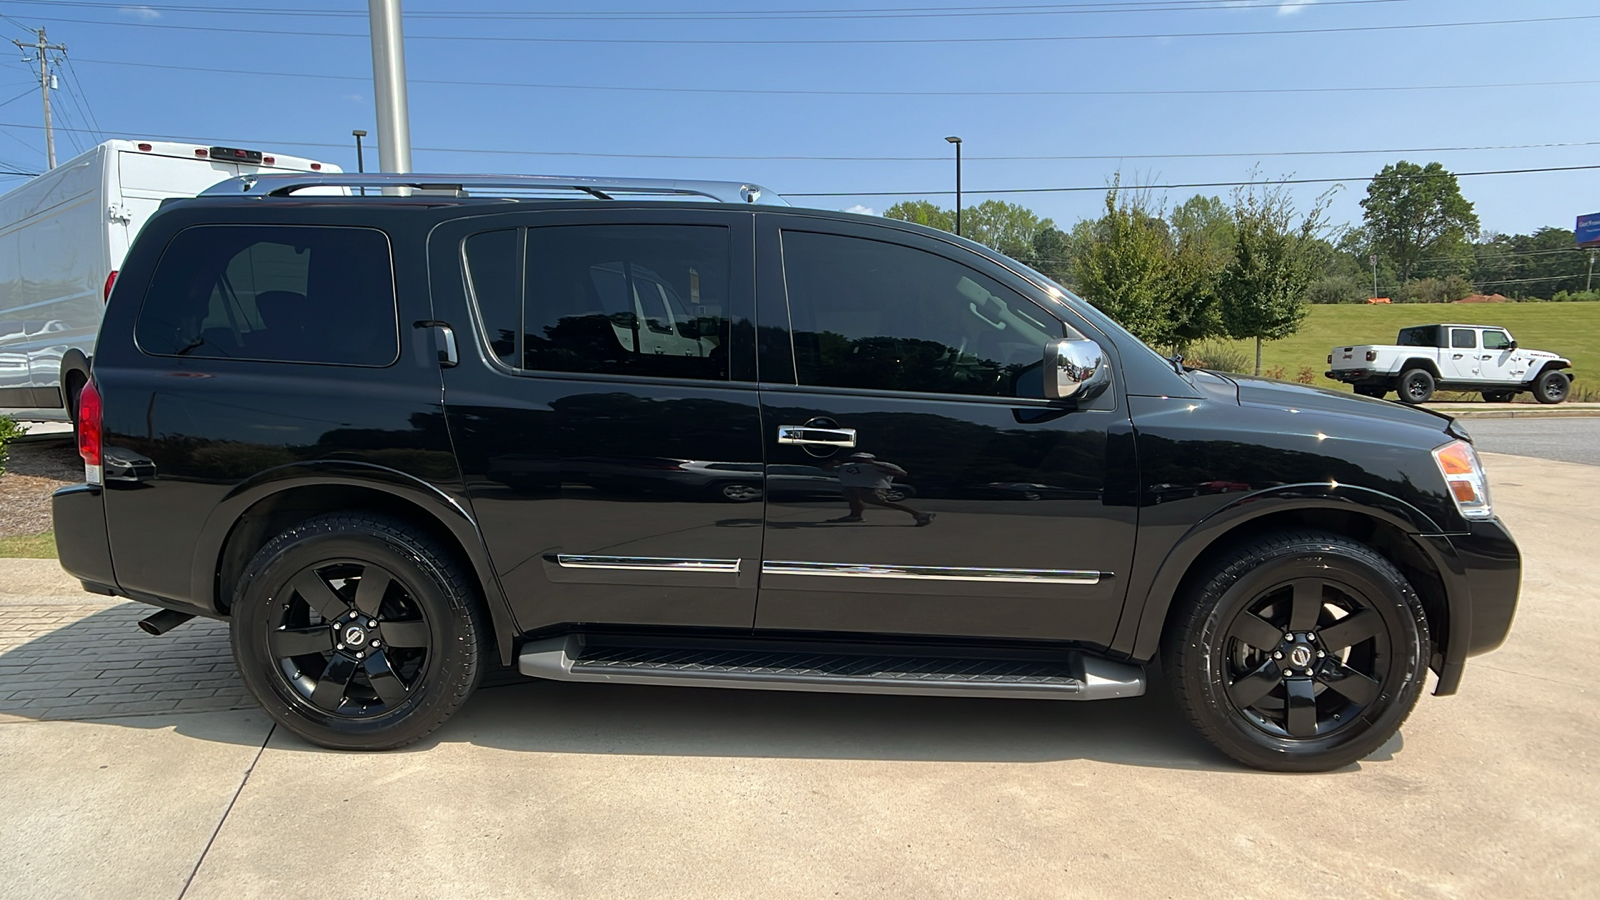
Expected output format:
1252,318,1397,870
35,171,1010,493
191,459,520,664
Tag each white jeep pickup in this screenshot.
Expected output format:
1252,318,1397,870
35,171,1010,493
1326,323,1573,405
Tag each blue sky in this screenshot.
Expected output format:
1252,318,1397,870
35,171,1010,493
0,0,1594,237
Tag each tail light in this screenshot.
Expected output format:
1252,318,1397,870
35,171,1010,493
103,270,118,303
77,380,104,485
310,162,322,170
1366,351,1378,362
1326,354,1332,364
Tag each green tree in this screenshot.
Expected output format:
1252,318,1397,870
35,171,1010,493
1360,161,1479,283
1075,186,1176,346
882,199,954,232
961,199,1055,263
1218,182,1327,374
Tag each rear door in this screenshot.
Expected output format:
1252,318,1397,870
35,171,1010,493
1442,327,1479,380
1478,328,1524,382
752,215,1138,645
433,207,764,632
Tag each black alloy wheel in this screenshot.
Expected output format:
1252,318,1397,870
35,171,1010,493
231,513,488,750
266,559,431,717
1164,532,1429,772
1534,370,1570,405
1398,368,1435,405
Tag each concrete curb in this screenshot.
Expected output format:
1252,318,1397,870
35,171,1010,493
1421,402,1600,420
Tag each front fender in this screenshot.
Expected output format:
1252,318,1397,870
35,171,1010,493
1116,483,1448,662
189,459,520,663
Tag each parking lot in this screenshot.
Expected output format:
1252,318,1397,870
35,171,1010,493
0,449,1592,899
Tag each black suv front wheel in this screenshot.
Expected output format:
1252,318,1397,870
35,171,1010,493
1163,532,1429,772
230,513,489,750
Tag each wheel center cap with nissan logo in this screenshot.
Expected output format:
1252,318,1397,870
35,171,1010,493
343,624,368,647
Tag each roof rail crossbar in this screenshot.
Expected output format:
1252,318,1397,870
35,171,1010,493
199,173,787,205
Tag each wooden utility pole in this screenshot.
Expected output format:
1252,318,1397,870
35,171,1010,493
12,26,66,169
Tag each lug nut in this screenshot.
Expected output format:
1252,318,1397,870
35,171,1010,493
349,611,358,620
336,643,344,650
371,641,381,648
368,620,377,628
1304,669,1314,677
355,651,365,659
1274,651,1284,659
1316,650,1326,658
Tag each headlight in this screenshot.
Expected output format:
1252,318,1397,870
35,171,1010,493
1433,439,1493,520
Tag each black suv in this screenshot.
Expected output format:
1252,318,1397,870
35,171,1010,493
53,173,1519,771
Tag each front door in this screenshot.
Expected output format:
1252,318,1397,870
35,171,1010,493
434,208,764,632
1477,328,1524,382
753,217,1138,645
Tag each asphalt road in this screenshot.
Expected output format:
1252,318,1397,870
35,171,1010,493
1463,416,1600,467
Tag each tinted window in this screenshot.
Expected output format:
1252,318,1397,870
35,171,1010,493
464,229,522,366
1483,330,1511,350
1451,328,1477,349
520,224,730,381
137,225,397,366
780,230,1060,397
1397,326,1438,348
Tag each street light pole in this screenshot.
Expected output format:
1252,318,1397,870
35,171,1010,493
352,129,367,195
945,136,962,237
368,0,412,175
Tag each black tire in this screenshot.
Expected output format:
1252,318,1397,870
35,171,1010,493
1162,532,1429,772
1481,390,1515,404
230,513,489,750
1397,368,1435,405
1354,386,1386,399
1533,369,1570,405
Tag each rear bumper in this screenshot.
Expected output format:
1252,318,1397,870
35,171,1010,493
1326,369,1389,386
51,484,118,593
1415,517,1521,695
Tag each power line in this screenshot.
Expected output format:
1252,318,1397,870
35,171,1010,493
786,164,1600,197
20,12,1600,45
69,56,1600,102
0,0,1447,22
6,119,1599,166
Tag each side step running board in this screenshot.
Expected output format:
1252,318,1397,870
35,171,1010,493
517,636,1144,701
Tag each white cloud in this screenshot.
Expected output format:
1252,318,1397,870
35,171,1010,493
120,5,161,19
844,204,877,216
1276,0,1319,14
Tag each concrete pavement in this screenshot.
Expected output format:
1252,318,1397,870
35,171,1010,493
1,451,1596,899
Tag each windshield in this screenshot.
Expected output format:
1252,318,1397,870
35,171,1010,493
1009,261,1181,371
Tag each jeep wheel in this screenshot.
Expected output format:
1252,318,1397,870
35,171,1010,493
1481,390,1515,404
1163,532,1429,772
230,513,488,750
1397,368,1435,405
1533,370,1570,405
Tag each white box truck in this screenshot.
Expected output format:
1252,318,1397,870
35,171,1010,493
0,139,340,422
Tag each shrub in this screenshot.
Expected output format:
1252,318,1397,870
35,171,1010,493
1262,365,1287,380
1550,289,1600,303
0,416,24,476
1185,341,1252,374
1396,275,1473,304
1308,275,1368,305
1295,365,1317,385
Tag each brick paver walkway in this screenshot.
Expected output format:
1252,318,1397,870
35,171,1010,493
0,602,257,720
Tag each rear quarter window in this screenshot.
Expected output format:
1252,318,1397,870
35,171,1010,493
135,224,398,366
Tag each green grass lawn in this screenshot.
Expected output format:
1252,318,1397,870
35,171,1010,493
0,531,56,559
1197,302,1600,399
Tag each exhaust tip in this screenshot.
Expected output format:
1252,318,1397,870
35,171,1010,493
138,609,195,636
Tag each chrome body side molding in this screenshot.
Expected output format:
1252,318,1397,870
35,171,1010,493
555,555,742,573
760,561,1104,585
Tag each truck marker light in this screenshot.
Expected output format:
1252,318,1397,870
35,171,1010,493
137,143,151,151
103,271,117,303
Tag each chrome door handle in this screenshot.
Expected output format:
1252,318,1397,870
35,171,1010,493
778,425,857,448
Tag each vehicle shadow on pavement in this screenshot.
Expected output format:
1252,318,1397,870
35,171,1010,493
0,603,1397,771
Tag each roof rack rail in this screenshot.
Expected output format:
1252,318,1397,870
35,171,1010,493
198,172,788,205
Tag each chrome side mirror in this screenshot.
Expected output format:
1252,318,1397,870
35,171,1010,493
1044,338,1110,401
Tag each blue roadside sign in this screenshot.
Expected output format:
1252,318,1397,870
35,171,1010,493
1577,212,1600,246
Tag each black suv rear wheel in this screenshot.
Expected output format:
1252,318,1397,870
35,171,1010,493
230,513,488,750
1163,532,1429,772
